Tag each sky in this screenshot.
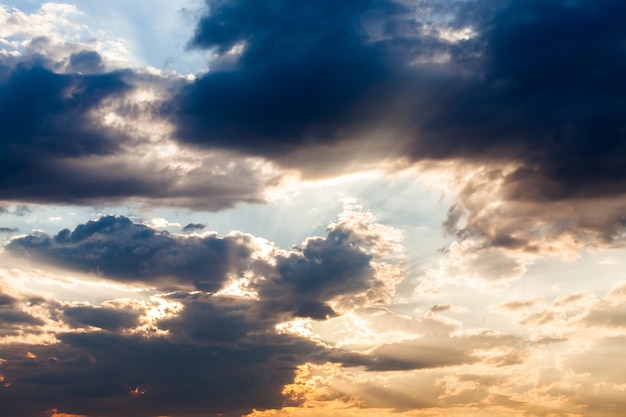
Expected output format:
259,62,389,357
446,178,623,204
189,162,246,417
1,1,626,416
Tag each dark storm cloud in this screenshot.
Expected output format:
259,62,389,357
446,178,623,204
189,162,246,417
419,0,626,202
0,310,44,326
0,53,270,209
160,295,261,342
0,328,324,417
68,50,105,74
0,281,420,417
171,0,416,155
0,286,366,417
63,305,141,331
0,61,138,202
0,290,44,330
7,215,258,292
0,213,430,417
171,0,626,201
257,225,374,319
7,215,380,319
0,64,128,157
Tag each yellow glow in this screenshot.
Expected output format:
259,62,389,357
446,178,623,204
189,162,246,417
275,319,319,341
47,409,87,417
215,275,259,300
135,296,183,336
264,169,385,203
129,386,146,396
281,362,347,404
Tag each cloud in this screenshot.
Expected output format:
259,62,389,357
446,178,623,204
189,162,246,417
0,289,45,333
7,207,399,319
171,0,625,179
171,0,414,157
364,331,525,371
497,297,544,312
182,222,206,232
3,0,625,252
0,56,277,209
0,4,279,210
67,50,105,74
63,305,141,332
255,226,374,320
0,327,325,417
7,215,263,292
165,0,626,251
0,64,129,156
0,203,408,417
579,282,626,329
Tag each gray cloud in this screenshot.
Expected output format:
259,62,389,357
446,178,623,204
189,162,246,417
170,0,626,192
165,0,626,251
0,290,44,331
7,214,389,321
68,50,105,74
63,305,141,332
7,215,260,292
256,225,374,320
182,223,206,232
0,50,274,210
0,327,324,417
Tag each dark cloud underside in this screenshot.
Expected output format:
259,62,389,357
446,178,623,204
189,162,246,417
171,0,626,202
63,305,141,331
0,212,401,417
0,330,323,417
7,215,380,319
7,215,257,292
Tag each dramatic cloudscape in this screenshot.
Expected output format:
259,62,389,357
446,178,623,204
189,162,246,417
1,1,626,416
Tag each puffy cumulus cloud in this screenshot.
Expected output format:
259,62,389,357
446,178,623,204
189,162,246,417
504,283,626,338
0,3,282,210
579,282,626,330
6,215,269,293
270,288,626,416
7,206,403,320
0,3,134,72
256,229,373,320
0,279,68,346
0,208,414,417
276,360,534,416
166,0,626,254
519,334,626,417
496,297,544,313
282,306,460,353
